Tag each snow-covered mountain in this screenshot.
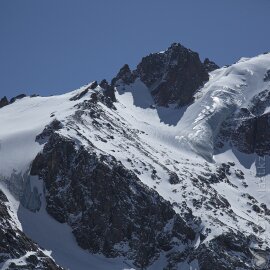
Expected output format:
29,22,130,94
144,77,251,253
0,43,270,270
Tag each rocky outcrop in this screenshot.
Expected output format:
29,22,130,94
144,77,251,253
216,90,270,156
113,43,215,107
111,64,136,86
164,230,269,270
203,58,220,72
69,81,98,101
99,79,116,102
0,96,9,108
264,70,270,82
233,112,270,155
30,132,196,268
192,231,268,270
0,189,64,270
10,94,27,104
136,43,210,106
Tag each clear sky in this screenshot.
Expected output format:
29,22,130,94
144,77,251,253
1,0,270,98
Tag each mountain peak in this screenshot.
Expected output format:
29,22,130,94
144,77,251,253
112,43,218,107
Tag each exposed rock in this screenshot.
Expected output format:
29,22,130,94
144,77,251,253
168,172,181,184
235,169,245,179
10,94,27,104
30,133,196,268
252,204,261,213
0,96,9,108
203,58,220,72
35,119,63,144
111,64,136,86
264,70,270,82
230,113,270,155
112,43,215,107
135,43,209,106
99,79,116,102
192,231,261,270
69,81,98,101
216,90,270,156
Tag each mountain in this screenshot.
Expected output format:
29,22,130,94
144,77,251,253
0,43,270,270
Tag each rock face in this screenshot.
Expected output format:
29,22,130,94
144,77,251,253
111,64,136,86
0,189,64,270
192,231,264,270
112,43,215,106
99,79,116,102
231,113,270,155
217,89,270,156
31,133,196,268
136,43,209,106
203,58,220,72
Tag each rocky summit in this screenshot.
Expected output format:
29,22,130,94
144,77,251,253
112,43,216,107
0,44,270,270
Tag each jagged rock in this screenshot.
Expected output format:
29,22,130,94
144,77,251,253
168,172,181,184
165,231,267,270
231,113,270,155
90,92,98,102
235,169,245,179
203,58,219,72
260,203,270,215
99,79,116,102
217,89,270,155
111,64,136,86
252,204,261,213
193,232,258,270
135,43,209,106
0,96,9,108
112,43,214,107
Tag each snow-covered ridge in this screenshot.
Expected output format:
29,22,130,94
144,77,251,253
0,84,96,177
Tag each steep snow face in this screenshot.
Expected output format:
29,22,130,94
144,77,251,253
175,53,270,160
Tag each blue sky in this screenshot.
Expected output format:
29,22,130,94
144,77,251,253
1,0,270,98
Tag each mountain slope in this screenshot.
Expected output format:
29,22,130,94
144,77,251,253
0,44,270,270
